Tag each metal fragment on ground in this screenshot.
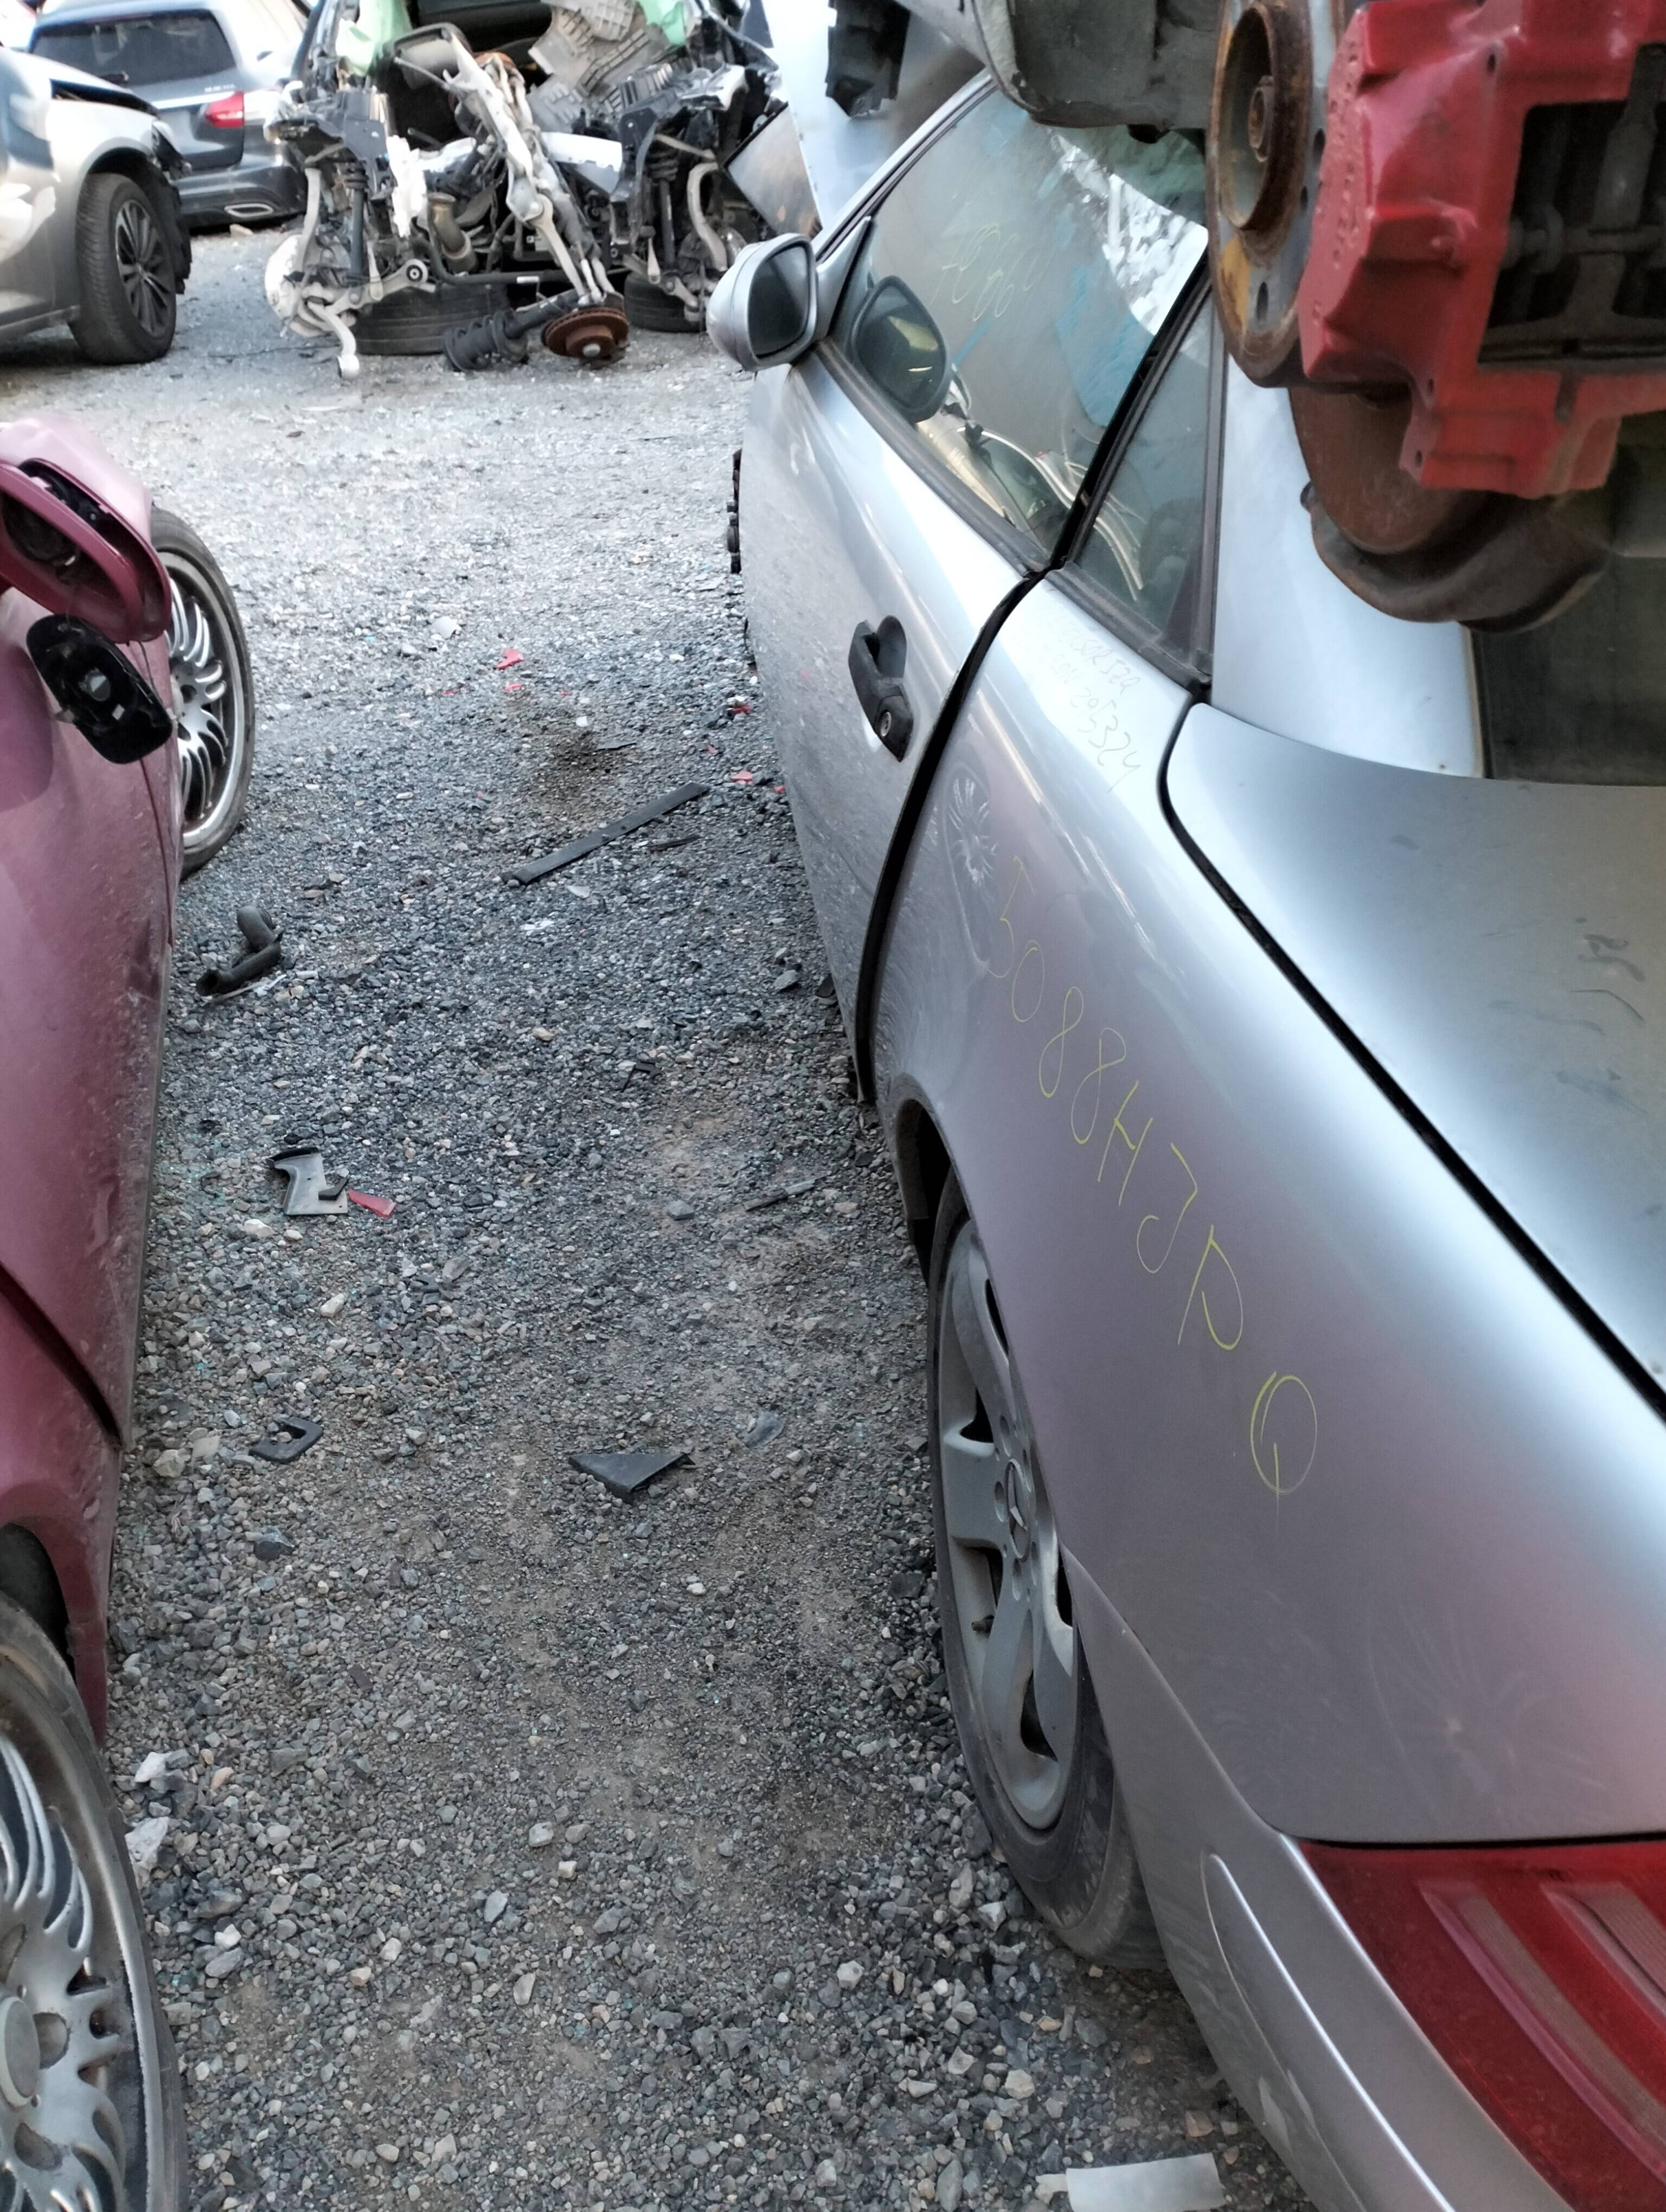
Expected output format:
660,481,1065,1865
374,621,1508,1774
570,1446,688,1496
1062,2156,1227,2212
509,782,710,884
269,1147,350,1217
249,1415,324,1465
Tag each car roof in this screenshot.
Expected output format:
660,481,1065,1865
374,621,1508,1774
34,0,296,23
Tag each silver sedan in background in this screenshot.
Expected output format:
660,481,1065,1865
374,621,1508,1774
712,73,1666,2212
0,45,190,358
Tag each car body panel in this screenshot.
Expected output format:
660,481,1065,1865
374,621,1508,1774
1065,1559,1571,2212
0,419,172,1442
869,575,1666,1845
742,352,1022,1030
1168,709,1666,1392
1212,368,1481,778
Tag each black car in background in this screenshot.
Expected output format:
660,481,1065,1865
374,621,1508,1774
30,0,305,223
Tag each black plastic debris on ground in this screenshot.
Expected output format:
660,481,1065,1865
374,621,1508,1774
270,1146,349,1216
197,906,283,996
509,783,709,885
250,1414,323,1464
571,1446,688,1497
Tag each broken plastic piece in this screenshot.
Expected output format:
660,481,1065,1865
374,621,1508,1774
197,908,283,997
1063,2156,1227,2212
249,1414,323,1465
28,617,172,763
347,1189,395,1218
270,1146,350,1217
495,647,526,670
509,782,710,885
571,1446,688,1497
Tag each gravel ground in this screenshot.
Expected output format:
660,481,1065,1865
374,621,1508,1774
0,235,1309,2212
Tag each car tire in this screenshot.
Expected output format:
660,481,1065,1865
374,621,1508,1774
623,273,702,333
72,174,177,364
153,507,255,871
353,278,516,357
928,1174,1165,1965
0,1594,185,2208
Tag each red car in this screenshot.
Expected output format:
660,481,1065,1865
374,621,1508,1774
0,415,252,2208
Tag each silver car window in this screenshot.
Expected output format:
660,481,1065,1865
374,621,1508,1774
1074,304,1214,659
825,93,1207,560
1473,414,1666,781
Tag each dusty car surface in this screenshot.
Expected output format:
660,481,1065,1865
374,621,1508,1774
0,411,252,2211
31,0,309,227
0,45,191,359
714,72,1666,2212
264,0,780,374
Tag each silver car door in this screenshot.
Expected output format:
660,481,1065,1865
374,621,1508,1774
742,84,1207,1027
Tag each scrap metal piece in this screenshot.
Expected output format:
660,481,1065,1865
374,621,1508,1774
571,1446,687,1496
197,908,283,998
508,781,709,884
269,1146,351,1217
1062,2155,1227,2212
250,1414,323,1464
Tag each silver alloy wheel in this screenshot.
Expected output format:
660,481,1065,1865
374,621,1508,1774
0,1734,132,2209
168,560,247,862
112,197,170,342
937,1224,1079,1830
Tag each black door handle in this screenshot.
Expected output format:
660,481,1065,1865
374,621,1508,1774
848,616,914,759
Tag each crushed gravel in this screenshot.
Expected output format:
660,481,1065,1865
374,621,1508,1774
0,234,1309,2212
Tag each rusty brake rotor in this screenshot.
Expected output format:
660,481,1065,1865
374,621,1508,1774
541,297,631,363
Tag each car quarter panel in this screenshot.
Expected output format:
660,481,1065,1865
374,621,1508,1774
0,580,170,1441
872,573,1666,1843
742,352,1020,1031
1063,1558,1571,2212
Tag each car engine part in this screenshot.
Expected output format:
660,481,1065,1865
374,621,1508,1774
264,0,780,373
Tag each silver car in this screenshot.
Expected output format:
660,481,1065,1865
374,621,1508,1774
0,46,190,358
712,72,1666,2212
30,0,307,227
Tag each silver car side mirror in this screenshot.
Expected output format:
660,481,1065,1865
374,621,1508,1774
708,235,818,372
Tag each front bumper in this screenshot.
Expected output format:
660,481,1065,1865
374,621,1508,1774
175,149,304,224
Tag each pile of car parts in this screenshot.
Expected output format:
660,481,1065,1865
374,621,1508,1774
845,0,1666,628
264,0,781,375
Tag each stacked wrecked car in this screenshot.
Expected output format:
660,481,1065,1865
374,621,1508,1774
264,0,780,372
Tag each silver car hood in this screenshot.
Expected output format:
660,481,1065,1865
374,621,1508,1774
1168,706,1666,1386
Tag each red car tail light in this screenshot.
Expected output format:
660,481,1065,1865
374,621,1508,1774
1307,1838,1666,2212
202,90,244,128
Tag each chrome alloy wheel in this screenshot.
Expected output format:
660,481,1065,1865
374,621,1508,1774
112,198,170,344
937,1224,1079,1830
168,562,247,864
0,1735,133,2211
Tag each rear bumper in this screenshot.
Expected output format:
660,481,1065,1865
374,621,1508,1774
175,149,303,223
1068,1559,1573,2212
